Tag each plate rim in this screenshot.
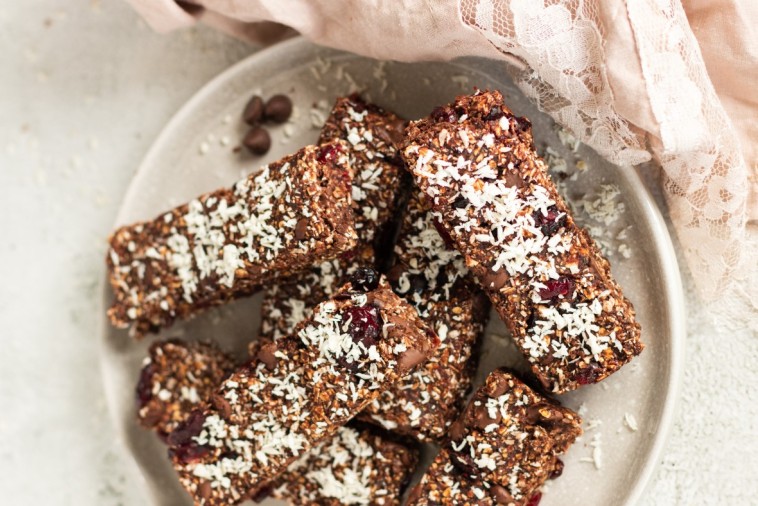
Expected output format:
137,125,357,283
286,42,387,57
98,36,686,506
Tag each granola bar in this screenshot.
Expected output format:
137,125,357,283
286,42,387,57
407,369,582,505
257,96,406,342
401,90,644,393
107,142,356,337
258,425,418,506
359,193,489,441
168,270,438,505
135,339,235,440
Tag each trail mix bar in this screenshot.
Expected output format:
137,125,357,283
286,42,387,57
407,369,582,505
401,90,644,393
318,94,407,248
257,96,406,342
107,141,356,337
258,425,418,506
359,193,489,441
136,339,235,441
168,270,438,505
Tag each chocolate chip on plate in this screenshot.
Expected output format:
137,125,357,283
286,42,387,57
242,94,264,126
264,94,293,123
243,126,271,155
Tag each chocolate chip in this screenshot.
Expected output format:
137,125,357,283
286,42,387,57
472,403,501,429
250,483,275,503
349,267,379,292
450,451,478,476
485,374,510,398
242,95,264,126
491,485,515,505
449,418,466,441
264,94,292,123
483,270,509,290
243,127,271,155
256,342,278,371
397,348,427,374
198,480,212,500
211,393,232,421
294,218,308,240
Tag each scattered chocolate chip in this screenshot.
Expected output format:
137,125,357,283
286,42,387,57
485,105,505,121
263,94,293,123
169,443,212,465
242,95,264,126
256,342,279,371
243,127,271,156
294,218,308,240
491,484,515,505
452,196,469,209
349,267,379,292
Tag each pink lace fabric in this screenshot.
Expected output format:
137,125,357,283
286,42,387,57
126,0,757,303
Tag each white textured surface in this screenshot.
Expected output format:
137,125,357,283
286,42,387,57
0,1,755,505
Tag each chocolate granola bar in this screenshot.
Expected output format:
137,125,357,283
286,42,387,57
135,339,235,441
107,142,356,337
407,369,582,505
257,96,406,342
359,193,489,441
260,425,417,505
401,90,644,393
168,270,438,505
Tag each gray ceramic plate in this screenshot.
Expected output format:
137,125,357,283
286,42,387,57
99,37,685,506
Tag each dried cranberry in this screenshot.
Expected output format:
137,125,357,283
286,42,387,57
550,458,564,479
135,363,157,408
349,267,379,292
343,305,382,348
526,492,542,506
347,93,366,113
316,143,343,164
169,443,212,465
430,106,458,124
538,277,575,302
533,205,566,236
432,218,455,249
410,274,428,295
576,362,602,385
167,410,206,446
485,105,504,121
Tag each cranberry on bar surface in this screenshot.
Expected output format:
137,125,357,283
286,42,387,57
359,193,490,441
407,369,582,505
135,339,235,441
168,271,438,506
401,90,644,393
259,425,417,506
106,141,357,338
257,95,406,342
